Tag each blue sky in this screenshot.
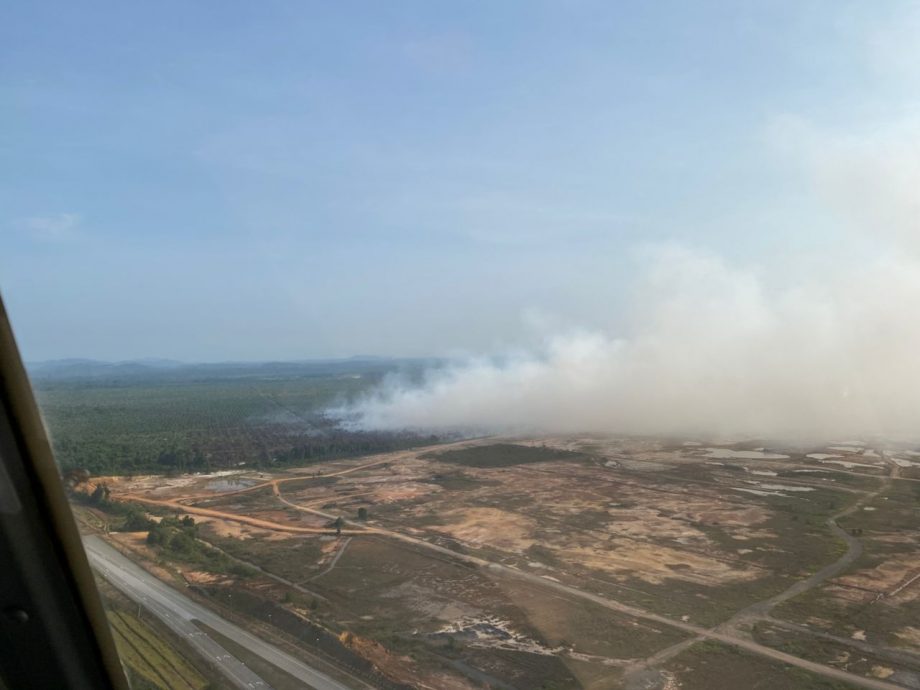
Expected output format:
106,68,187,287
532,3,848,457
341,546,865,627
2,1,917,361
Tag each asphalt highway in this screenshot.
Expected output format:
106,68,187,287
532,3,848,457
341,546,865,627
84,536,354,690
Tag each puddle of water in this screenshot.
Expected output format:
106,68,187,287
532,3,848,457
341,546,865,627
705,448,789,460
892,457,920,468
747,482,814,492
205,478,257,492
819,459,880,470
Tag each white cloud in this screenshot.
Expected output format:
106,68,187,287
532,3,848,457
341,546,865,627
16,213,82,242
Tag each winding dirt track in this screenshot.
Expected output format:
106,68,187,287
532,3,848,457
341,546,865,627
120,456,404,534
623,451,901,688
116,451,906,690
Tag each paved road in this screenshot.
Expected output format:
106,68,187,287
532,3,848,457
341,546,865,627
84,536,354,690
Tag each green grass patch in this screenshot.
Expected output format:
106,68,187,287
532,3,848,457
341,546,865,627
107,610,208,690
202,526,325,583
665,640,861,689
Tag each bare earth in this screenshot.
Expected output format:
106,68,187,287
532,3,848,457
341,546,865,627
97,435,920,690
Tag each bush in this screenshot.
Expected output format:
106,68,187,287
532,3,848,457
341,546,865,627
145,516,253,578
117,508,154,532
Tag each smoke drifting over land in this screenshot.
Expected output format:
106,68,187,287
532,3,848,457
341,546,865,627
354,248,920,440
351,117,920,441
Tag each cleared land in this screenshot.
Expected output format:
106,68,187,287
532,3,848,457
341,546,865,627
83,435,920,689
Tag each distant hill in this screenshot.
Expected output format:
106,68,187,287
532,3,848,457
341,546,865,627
26,357,443,386
27,358,185,379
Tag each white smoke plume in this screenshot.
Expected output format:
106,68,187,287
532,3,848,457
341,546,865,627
351,114,920,442
354,248,920,440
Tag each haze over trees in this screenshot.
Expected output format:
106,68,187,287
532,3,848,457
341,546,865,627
33,360,439,477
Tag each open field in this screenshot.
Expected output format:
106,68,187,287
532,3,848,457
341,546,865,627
770,475,920,681
661,640,862,690
84,434,920,689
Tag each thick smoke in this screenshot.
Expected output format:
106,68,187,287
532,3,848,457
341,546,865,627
350,117,920,441
353,247,920,440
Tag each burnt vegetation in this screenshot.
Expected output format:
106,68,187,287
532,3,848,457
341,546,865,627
424,443,588,468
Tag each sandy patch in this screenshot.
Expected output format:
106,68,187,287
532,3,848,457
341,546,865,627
836,555,920,602
431,507,537,552
382,582,480,621
558,539,760,586
198,516,297,541
894,626,920,651
373,481,441,503
184,570,224,585
676,504,771,529
606,506,706,542
870,666,895,679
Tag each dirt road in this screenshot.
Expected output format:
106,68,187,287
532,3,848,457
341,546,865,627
123,493,370,535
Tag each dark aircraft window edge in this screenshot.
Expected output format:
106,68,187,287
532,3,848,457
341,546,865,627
0,295,129,690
